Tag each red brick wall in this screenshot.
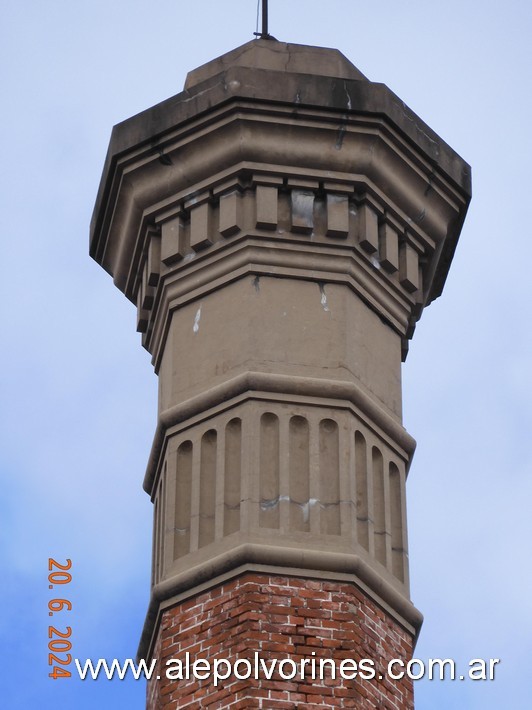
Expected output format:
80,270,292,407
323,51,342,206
146,574,414,709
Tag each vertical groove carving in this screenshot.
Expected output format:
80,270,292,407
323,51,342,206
319,419,340,535
164,410,409,588
355,431,369,550
152,498,158,583
259,413,280,529
224,419,242,536
199,430,217,548
157,464,166,582
174,441,192,560
372,447,387,566
390,462,405,582
289,416,310,532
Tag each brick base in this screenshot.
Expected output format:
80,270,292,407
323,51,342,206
146,574,414,709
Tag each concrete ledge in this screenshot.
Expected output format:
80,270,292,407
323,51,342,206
143,370,416,494
137,542,424,662
148,238,415,369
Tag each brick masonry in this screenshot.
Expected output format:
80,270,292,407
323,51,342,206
146,573,414,709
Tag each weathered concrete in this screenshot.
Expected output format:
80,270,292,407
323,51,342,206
90,39,470,675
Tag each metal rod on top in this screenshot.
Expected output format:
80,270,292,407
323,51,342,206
254,0,272,40
262,0,268,38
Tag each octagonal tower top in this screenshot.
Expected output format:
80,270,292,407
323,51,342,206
90,38,471,362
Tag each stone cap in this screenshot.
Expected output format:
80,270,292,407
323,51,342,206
184,39,368,89
91,39,470,190
90,39,471,306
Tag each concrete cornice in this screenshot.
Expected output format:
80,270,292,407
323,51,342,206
90,49,471,310
92,107,464,285
143,371,416,496
91,64,470,238
146,240,418,369
137,543,424,663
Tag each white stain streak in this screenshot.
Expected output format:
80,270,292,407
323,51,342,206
193,305,202,333
319,284,330,312
301,498,319,524
259,496,319,523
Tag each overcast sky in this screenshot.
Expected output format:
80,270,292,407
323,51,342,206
1,1,531,708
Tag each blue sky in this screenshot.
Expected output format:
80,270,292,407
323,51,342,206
1,1,531,708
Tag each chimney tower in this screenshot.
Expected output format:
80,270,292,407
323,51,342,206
91,39,470,709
